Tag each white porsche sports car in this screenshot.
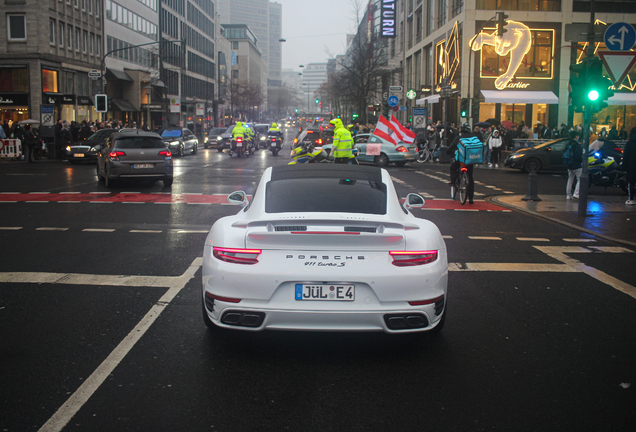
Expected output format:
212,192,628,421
202,164,448,334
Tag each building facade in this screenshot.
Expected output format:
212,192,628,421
406,0,636,132
159,0,218,132
0,0,104,131
301,62,328,114
104,0,161,128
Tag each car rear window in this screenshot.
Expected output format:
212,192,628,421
265,178,387,214
254,125,269,133
161,129,183,138
114,137,166,149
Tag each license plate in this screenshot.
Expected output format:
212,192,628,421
133,163,154,169
73,153,84,157
236,142,242,147
295,284,355,301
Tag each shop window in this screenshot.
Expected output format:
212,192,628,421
42,69,59,93
60,70,74,94
0,68,28,92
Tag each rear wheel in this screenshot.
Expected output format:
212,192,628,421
217,146,223,152
416,149,429,163
375,153,390,167
96,164,103,182
163,178,173,187
523,158,542,173
272,148,278,156
459,172,468,205
192,144,197,154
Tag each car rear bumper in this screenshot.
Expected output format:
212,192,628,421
108,161,173,179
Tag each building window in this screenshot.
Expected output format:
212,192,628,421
232,41,238,49
7,15,26,41
232,70,239,79
0,68,29,92
50,19,56,45
59,22,65,47
476,0,561,11
42,69,59,93
75,28,80,51
82,0,86,11
96,35,101,56
74,0,78,8
67,24,73,49
83,30,88,53
95,0,100,17
90,33,94,54
480,29,554,79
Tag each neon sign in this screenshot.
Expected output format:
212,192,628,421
381,0,396,38
471,21,533,90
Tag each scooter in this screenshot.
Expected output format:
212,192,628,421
588,152,627,194
268,135,283,156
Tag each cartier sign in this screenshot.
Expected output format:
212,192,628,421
0,93,29,106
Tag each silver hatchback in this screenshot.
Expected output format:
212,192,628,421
96,131,174,188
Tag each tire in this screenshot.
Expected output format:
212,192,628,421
69,160,79,165
104,169,114,188
459,172,468,205
416,149,429,164
96,164,103,182
179,145,184,156
375,153,390,167
217,147,223,153
202,301,216,329
272,149,278,156
192,144,197,154
394,161,407,167
523,158,542,173
163,178,173,187
450,177,459,199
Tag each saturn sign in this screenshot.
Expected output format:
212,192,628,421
381,0,396,38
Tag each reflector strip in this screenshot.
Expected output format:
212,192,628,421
291,231,360,235
409,294,444,306
206,291,241,303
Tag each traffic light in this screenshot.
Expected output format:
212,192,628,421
352,113,359,119
496,11,509,37
315,98,319,104
295,108,298,112
318,102,322,108
460,98,469,117
568,60,588,113
95,94,107,113
586,58,614,110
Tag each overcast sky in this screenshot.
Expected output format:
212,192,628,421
279,0,363,71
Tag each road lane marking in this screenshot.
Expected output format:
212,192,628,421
59,192,81,194
82,229,116,232
129,230,162,233
0,227,22,230
448,263,577,272
517,237,550,242
468,236,502,240
535,246,636,300
58,201,81,203
589,247,633,253
36,227,69,231
36,257,202,432
563,238,596,242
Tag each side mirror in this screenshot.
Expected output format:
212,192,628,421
404,193,425,211
228,191,248,208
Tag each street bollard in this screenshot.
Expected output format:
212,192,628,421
522,170,542,201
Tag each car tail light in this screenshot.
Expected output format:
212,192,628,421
272,138,277,142
409,294,444,306
389,250,438,266
108,151,126,160
205,291,241,304
213,247,261,265
396,146,407,152
237,137,243,143
159,150,172,157
615,147,623,153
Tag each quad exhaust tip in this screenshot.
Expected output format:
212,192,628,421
384,313,429,330
221,311,266,328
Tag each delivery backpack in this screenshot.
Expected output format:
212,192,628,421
562,143,574,166
455,136,484,165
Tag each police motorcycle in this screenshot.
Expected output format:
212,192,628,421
587,151,628,194
268,133,283,156
289,141,333,164
229,135,248,158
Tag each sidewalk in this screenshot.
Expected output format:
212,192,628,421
493,194,636,247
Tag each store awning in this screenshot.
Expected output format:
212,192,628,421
111,98,137,112
416,94,440,105
107,69,133,82
607,93,636,105
481,90,559,104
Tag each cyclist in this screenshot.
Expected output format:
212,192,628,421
447,124,478,204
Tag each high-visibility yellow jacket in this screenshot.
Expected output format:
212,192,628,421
331,119,353,158
232,122,247,139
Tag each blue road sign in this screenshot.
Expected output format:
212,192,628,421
413,108,427,116
387,95,399,107
604,22,636,51
399,106,407,111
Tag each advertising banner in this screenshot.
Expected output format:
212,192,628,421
170,98,181,113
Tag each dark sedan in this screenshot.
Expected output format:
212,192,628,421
66,129,115,164
203,127,227,149
504,138,577,173
159,127,198,156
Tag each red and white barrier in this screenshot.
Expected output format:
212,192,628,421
0,139,22,158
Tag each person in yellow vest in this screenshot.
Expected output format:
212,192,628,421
330,118,354,164
232,122,247,140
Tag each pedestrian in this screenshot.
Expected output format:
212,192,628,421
487,129,503,168
619,126,628,140
622,127,636,205
0,122,6,139
2,119,9,138
23,124,35,163
59,121,73,161
473,125,484,143
563,139,583,200
598,127,608,139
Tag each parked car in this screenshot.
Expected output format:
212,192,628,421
159,127,198,156
96,130,173,187
204,127,227,149
202,164,447,334
66,128,115,164
504,138,577,173
321,133,417,167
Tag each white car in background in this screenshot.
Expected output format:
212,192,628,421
202,164,448,334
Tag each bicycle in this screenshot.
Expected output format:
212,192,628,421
450,163,469,205
416,139,439,164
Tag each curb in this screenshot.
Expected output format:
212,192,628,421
488,195,636,248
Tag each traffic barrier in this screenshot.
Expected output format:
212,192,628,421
0,139,22,159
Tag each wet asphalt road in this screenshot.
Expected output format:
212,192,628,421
1,129,635,431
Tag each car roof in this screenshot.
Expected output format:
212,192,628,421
271,164,383,183
113,131,161,139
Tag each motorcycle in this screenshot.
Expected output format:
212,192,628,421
268,134,282,156
587,151,628,194
289,142,333,164
229,136,249,158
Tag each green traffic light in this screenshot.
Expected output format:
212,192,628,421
588,90,599,101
